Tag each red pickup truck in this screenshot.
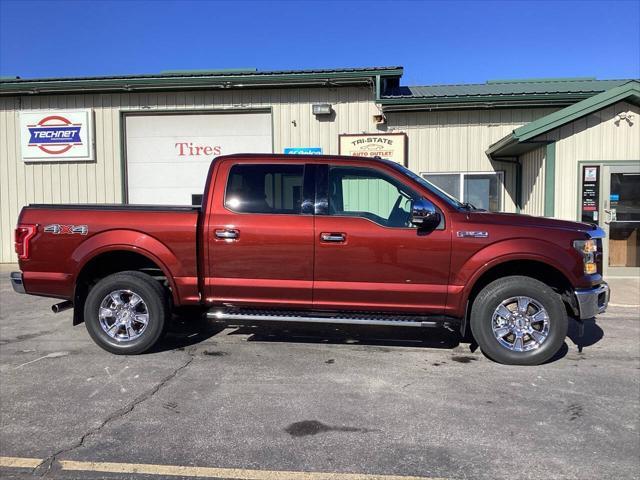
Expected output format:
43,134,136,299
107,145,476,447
11,154,609,365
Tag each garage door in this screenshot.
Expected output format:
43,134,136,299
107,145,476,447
125,112,272,205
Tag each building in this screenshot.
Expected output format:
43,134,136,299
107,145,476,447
1,67,638,275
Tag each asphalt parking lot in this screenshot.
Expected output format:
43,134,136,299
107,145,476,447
1,266,639,480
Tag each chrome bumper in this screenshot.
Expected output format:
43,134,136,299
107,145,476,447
10,272,25,294
575,282,610,319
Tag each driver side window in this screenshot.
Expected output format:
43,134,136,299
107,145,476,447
328,166,418,228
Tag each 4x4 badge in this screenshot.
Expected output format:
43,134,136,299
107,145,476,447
457,231,488,238
44,224,88,235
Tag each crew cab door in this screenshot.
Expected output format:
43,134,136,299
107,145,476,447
205,160,314,307
313,163,451,314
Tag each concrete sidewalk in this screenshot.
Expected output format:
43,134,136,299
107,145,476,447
606,276,640,307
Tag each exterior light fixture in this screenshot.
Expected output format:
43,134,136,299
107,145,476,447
312,103,332,115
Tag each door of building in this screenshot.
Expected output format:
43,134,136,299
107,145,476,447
602,164,640,276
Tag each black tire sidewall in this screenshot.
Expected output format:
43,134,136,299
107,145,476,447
84,272,167,354
471,276,568,365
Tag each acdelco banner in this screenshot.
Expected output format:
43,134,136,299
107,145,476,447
19,109,94,162
339,133,407,165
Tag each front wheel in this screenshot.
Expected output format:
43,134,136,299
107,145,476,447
470,276,568,365
84,271,169,354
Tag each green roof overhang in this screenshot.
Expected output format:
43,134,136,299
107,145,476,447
487,80,640,159
379,93,598,111
0,67,403,96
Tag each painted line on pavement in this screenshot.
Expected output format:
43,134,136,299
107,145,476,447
0,456,42,468
608,303,639,308
1,456,449,480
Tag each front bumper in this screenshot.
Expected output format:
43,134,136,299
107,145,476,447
10,272,25,294
574,282,610,319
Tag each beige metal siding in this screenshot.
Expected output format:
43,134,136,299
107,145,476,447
0,86,378,262
386,108,557,212
534,101,640,220
520,146,546,216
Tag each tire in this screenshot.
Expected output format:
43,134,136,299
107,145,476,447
470,276,567,366
84,271,169,354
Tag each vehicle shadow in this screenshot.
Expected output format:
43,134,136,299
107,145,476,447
567,317,605,352
230,323,462,350
149,308,227,353
151,310,604,361
545,317,605,363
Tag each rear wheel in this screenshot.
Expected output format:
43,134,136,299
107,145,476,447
84,271,168,354
470,276,567,365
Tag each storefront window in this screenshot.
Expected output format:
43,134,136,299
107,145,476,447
422,172,503,211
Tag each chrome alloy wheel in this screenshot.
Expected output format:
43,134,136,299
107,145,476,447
491,296,550,352
98,290,149,342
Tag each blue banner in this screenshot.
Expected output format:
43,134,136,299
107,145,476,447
284,147,322,155
28,126,81,144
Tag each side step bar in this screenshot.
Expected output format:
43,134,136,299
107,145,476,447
207,308,456,328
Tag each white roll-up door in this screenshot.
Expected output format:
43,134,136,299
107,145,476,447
124,112,272,205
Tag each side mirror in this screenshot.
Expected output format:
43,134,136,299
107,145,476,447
410,198,441,230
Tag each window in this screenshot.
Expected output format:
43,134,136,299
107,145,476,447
328,166,418,227
422,172,503,211
225,164,304,214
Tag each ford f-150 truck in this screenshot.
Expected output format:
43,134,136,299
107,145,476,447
11,154,610,365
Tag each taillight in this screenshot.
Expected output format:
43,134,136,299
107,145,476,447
14,224,37,260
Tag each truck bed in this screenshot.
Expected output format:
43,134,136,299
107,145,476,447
17,203,200,303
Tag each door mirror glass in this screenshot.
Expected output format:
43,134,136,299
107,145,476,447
410,198,441,229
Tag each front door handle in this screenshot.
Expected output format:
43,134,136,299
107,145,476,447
215,229,239,240
320,232,346,243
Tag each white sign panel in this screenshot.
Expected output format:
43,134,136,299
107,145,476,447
125,112,272,205
20,109,94,162
339,133,407,165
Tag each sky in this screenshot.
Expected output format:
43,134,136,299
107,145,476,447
1,0,639,85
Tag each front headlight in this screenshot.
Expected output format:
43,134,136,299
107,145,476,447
573,239,598,274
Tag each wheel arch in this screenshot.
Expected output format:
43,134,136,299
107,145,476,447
460,258,577,338
72,245,178,325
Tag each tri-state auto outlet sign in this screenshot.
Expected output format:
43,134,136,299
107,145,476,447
19,109,94,162
339,133,407,165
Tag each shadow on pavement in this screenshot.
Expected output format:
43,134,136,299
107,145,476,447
567,317,605,352
231,323,461,350
150,310,604,361
149,308,226,353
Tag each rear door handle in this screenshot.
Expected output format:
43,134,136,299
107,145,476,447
215,229,239,240
320,232,346,243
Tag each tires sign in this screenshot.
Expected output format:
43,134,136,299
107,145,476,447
19,110,94,162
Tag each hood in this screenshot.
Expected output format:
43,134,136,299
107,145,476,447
467,211,598,233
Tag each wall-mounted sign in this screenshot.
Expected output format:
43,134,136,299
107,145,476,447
581,165,600,223
284,147,322,155
20,109,94,162
338,133,407,165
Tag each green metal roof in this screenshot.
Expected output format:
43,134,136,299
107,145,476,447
487,80,640,158
380,78,635,110
0,66,403,95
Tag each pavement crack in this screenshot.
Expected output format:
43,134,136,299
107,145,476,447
33,353,195,476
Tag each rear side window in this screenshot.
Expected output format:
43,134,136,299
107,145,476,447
225,164,304,214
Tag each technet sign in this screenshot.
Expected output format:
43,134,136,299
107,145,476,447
20,110,94,162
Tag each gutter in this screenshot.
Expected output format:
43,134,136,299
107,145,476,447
0,68,403,96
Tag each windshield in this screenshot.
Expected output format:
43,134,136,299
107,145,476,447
384,160,466,209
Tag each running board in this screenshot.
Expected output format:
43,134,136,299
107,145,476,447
207,308,456,328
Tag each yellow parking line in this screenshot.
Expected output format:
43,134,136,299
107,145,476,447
59,459,448,480
0,456,42,468
1,456,449,479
